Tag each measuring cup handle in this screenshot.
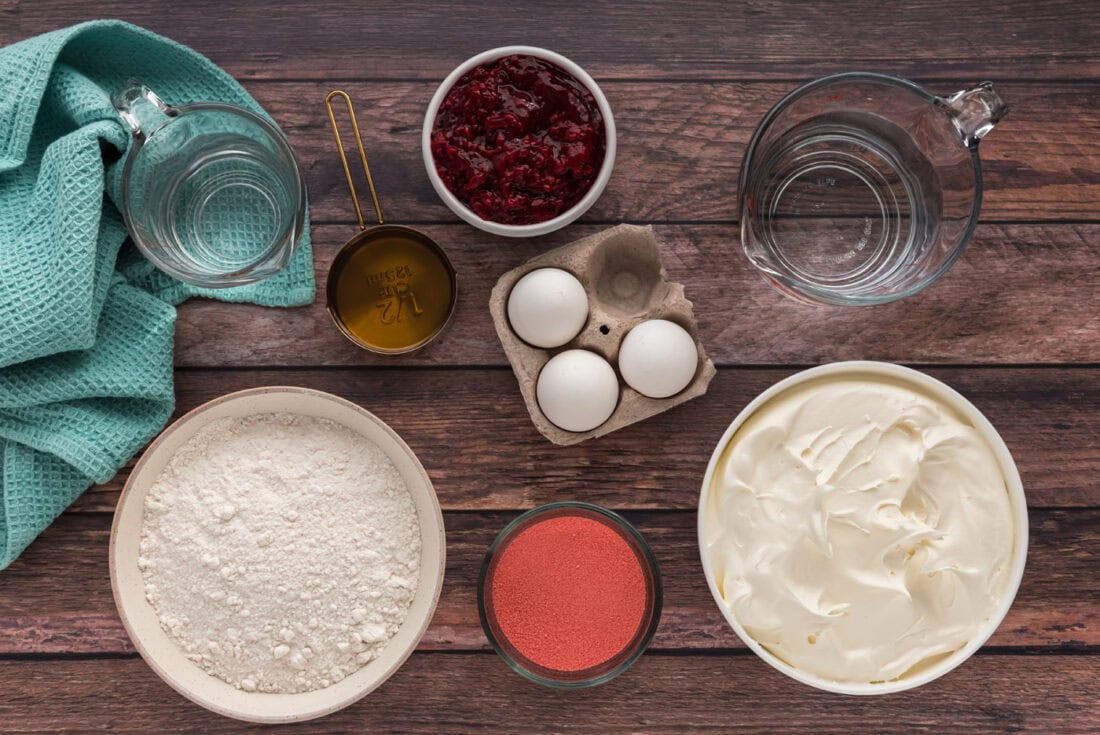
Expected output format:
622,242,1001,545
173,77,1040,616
942,82,1008,147
112,81,176,142
325,90,385,230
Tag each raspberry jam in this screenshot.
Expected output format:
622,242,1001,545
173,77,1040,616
430,54,607,226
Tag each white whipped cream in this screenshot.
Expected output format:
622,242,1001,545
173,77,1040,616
703,377,1016,684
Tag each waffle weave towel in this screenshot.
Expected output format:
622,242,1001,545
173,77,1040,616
0,21,315,569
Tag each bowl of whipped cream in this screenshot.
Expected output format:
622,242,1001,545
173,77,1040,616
698,362,1028,694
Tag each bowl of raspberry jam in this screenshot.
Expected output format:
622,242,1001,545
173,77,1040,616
423,46,616,237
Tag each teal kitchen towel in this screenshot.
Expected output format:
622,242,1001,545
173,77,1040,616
0,21,315,569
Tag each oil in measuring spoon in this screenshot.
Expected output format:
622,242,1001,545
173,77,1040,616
329,232,455,352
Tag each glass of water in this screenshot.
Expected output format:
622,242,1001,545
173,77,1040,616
739,72,1007,305
113,83,306,288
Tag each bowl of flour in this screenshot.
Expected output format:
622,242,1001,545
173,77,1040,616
110,387,445,723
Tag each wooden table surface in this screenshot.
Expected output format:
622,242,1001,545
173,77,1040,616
1,1,1098,732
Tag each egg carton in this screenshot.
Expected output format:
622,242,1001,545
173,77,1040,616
489,223,716,445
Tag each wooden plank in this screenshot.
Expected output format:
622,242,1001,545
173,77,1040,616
0,69,1091,222
244,81,1099,224
64,367,1100,511
172,224,1100,367
0,4,1092,733
0,655,1096,733
1,0,1097,82
1,510,1094,655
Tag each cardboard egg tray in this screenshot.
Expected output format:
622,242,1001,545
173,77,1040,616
490,224,716,445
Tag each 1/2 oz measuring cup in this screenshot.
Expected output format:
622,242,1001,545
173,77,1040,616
112,82,306,287
739,73,1007,305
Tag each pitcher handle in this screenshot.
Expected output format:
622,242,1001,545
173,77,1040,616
942,82,1008,147
112,81,176,142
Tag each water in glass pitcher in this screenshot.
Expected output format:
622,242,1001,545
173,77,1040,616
746,112,944,297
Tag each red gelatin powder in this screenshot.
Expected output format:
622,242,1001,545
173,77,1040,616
430,54,607,226
488,514,647,672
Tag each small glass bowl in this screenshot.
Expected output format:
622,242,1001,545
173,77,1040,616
477,502,662,688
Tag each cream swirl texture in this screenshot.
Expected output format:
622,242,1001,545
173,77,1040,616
703,377,1016,684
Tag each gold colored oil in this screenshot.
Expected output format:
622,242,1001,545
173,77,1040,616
328,228,456,353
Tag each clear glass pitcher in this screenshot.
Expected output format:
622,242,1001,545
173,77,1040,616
739,73,1007,305
112,82,306,288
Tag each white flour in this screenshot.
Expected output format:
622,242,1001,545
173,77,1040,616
138,412,421,694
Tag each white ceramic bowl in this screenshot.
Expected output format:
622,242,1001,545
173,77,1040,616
110,387,446,722
697,362,1028,695
422,45,617,238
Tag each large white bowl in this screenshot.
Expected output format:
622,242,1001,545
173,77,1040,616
697,361,1028,695
110,387,446,722
422,45,617,238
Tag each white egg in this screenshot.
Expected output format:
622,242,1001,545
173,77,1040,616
618,319,699,398
507,268,589,348
536,350,619,432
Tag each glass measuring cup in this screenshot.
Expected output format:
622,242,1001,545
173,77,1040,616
739,73,1007,305
112,82,306,287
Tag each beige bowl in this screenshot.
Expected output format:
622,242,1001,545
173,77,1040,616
110,387,446,723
